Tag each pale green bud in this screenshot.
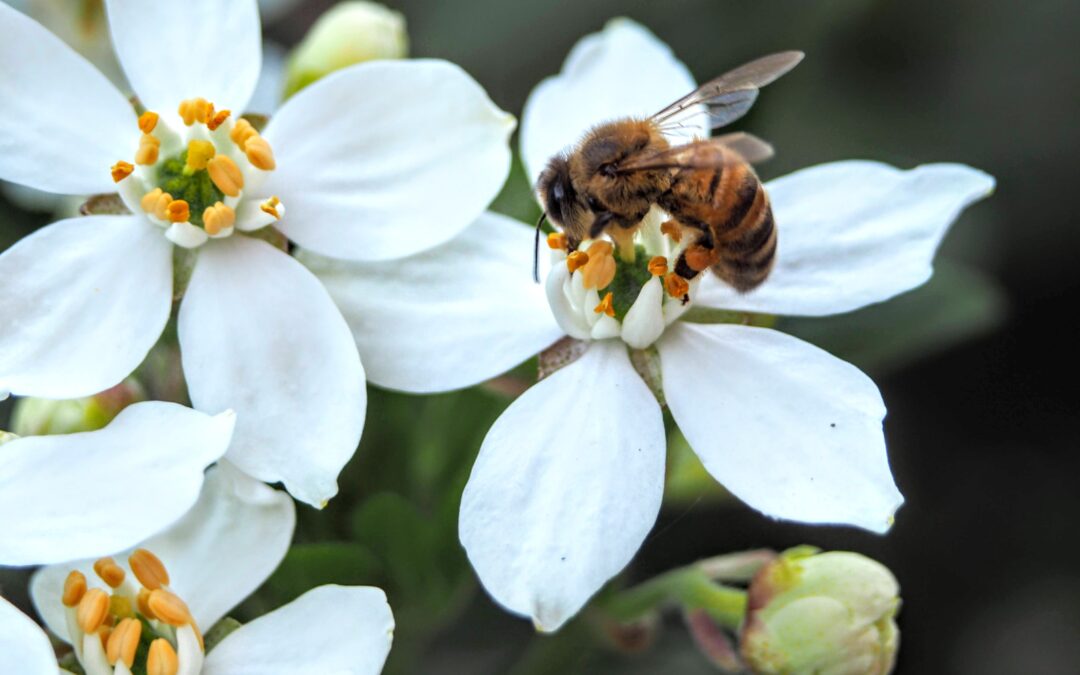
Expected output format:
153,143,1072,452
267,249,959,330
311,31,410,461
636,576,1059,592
740,548,900,675
284,1,408,97
10,379,145,436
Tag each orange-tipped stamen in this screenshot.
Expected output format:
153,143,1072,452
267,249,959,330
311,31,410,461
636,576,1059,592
135,134,161,165
129,549,170,590
244,135,276,170
147,589,192,627
581,240,616,289
647,256,668,276
566,251,589,273
147,638,180,675
111,160,134,183
138,111,159,134
166,200,190,223
229,118,258,150
660,219,682,242
136,588,157,620
76,588,110,633
259,196,281,219
185,140,216,173
178,98,213,126
93,557,126,588
206,155,244,197
203,202,236,235
62,570,87,607
547,232,568,250
665,274,690,298
141,188,174,221
106,617,141,667
207,109,231,131
594,291,616,317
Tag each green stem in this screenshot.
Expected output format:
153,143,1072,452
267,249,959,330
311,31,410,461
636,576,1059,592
600,568,747,631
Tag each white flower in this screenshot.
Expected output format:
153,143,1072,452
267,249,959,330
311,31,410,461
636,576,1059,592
303,19,995,632
0,463,394,674
0,0,514,506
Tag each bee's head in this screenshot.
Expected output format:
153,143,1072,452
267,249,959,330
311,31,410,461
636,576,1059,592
536,155,591,247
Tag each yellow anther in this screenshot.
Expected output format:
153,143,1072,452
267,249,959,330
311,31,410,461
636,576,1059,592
665,274,690,299
547,232,568,250
106,617,141,667
148,589,192,627
229,118,258,150
62,570,87,607
206,155,244,197
109,595,134,620
111,160,134,183
136,588,157,620
96,625,112,651
566,250,589,273
185,140,216,173
147,638,180,675
660,219,682,243
203,202,236,235
167,200,190,223
130,549,170,590
93,557,126,588
208,108,231,131
594,291,616,317
647,255,668,276
581,240,616,289
138,111,159,134
141,188,175,221
76,588,110,633
259,196,281,220
244,135,276,170
135,133,161,165
178,97,214,126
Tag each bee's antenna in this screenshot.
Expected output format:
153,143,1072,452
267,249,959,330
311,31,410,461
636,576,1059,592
533,212,548,283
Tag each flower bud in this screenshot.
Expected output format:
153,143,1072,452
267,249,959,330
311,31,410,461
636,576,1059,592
740,548,900,675
10,379,145,436
284,1,408,97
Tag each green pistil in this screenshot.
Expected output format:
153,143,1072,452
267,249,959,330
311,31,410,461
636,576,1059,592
599,244,652,321
156,150,224,228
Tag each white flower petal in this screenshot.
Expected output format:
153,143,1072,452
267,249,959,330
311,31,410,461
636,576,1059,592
262,59,514,261
31,463,294,639
658,322,903,533
0,596,54,675
0,2,135,194
0,402,235,566
202,585,393,675
178,236,365,507
460,340,666,632
105,0,261,114
621,276,665,349
302,211,563,393
0,215,173,399
696,162,997,317
545,260,592,341
520,18,700,186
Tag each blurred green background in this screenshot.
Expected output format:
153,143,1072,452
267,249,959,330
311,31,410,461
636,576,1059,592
3,1,1079,673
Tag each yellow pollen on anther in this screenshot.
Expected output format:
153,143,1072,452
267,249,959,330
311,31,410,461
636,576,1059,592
130,548,170,590
229,118,258,150
138,111,159,134
147,589,193,627
203,202,236,235
62,570,87,607
259,196,281,219
665,274,690,298
185,140,216,172
595,291,616,317
178,97,214,126
141,188,174,221
96,626,112,652
109,595,134,620
147,638,180,675
647,256,668,276
566,250,589,273
106,617,141,667
580,240,617,289
93,557,126,588
547,232,568,250
76,588,110,633
208,109,231,131
660,219,682,242
111,160,134,183
136,134,161,165
244,135,276,170
206,155,244,197
167,200,190,223
136,588,157,620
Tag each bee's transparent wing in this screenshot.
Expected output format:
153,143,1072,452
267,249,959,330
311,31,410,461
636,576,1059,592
615,133,774,174
652,51,804,131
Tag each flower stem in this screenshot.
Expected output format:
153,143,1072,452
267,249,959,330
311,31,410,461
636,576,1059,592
600,567,747,631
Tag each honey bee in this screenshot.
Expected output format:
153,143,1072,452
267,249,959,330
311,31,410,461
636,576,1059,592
535,51,803,293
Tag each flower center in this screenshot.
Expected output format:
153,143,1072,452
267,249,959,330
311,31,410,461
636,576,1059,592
110,98,285,249
60,549,204,675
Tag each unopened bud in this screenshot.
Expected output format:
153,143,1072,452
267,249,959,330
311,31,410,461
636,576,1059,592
284,1,408,98
11,379,145,436
740,548,900,675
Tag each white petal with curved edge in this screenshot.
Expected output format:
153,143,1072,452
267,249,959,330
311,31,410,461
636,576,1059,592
696,162,996,317
460,340,666,632
658,323,903,533
262,59,515,261
179,236,365,507
520,18,701,185
0,402,235,566
302,211,564,393
0,597,54,675
105,0,261,115
0,215,173,399
31,463,294,640
202,585,394,675
0,3,135,194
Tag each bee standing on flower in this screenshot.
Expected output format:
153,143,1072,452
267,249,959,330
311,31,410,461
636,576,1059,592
535,52,802,295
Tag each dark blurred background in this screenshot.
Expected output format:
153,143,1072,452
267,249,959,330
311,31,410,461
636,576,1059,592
4,0,1079,673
